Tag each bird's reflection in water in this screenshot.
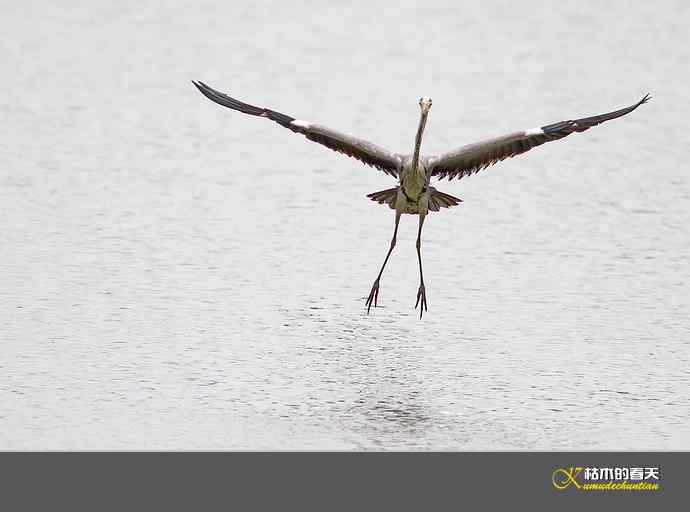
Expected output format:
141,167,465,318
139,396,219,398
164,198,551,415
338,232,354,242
303,317,436,445
365,400,429,429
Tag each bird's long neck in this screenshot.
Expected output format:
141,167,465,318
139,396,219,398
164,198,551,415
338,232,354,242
411,110,428,176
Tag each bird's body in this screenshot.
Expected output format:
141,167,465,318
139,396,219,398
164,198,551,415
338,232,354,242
193,80,650,318
396,156,430,214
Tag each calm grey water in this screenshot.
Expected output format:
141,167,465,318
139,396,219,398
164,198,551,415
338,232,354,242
2,1,689,449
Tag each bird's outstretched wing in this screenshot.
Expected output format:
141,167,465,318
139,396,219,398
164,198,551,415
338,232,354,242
428,94,650,181
192,81,402,177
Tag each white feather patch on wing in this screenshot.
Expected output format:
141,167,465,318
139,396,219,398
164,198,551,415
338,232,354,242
525,127,543,136
291,119,311,129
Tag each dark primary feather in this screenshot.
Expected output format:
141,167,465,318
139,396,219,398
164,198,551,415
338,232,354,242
192,80,295,127
430,94,651,181
192,81,401,177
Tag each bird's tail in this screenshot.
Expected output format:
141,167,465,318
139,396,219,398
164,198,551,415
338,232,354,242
367,187,462,212
428,187,462,211
367,187,398,210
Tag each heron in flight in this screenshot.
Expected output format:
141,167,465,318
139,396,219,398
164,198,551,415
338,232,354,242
193,81,650,318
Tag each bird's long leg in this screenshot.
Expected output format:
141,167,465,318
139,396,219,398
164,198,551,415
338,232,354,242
366,211,402,313
414,213,428,319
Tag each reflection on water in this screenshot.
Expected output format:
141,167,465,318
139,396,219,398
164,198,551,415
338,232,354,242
1,1,689,449
322,329,432,443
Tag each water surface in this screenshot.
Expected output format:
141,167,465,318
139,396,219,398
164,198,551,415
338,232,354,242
1,1,689,449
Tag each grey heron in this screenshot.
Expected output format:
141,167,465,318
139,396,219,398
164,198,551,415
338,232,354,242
192,81,650,319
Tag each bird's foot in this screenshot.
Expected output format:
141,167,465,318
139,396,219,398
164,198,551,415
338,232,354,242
365,279,380,314
415,283,428,319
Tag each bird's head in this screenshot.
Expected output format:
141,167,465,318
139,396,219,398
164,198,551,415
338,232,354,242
419,96,433,114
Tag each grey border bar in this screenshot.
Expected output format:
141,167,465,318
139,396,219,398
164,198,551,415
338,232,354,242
0,452,684,511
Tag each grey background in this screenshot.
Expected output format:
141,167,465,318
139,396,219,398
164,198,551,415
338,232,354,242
1,453,682,510
1,0,688,449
